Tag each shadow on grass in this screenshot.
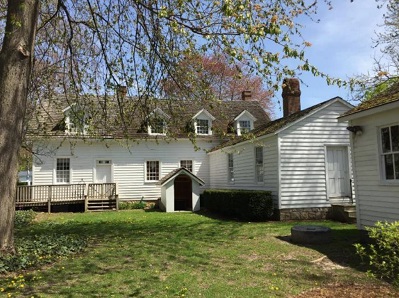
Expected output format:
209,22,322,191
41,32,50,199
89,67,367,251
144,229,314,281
276,226,367,273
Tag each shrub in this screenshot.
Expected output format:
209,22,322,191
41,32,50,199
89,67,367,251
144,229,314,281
0,234,87,273
14,210,36,227
201,189,273,221
354,221,399,285
119,198,147,210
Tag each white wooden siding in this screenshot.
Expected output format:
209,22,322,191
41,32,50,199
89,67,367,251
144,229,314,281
279,101,352,209
32,138,217,200
350,107,399,228
208,136,279,205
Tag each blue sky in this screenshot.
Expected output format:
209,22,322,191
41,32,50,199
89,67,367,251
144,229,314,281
272,1,387,118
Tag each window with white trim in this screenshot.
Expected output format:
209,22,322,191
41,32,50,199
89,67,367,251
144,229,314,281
149,117,167,135
238,120,251,134
180,160,193,172
255,147,264,182
56,158,70,183
146,161,160,181
381,124,399,180
228,153,234,182
196,119,209,135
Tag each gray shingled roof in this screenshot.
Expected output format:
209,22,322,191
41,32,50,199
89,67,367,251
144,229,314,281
28,95,270,139
340,82,399,118
210,97,348,152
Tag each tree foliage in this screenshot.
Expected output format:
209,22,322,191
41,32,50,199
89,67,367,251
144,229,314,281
162,53,274,114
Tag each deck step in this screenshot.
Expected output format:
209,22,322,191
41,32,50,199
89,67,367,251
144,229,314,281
331,204,356,223
87,199,117,211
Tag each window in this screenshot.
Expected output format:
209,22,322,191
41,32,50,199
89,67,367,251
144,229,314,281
149,118,166,135
180,160,193,172
239,120,251,134
381,124,399,180
64,109,89,135
255,147,264,182
196,119,209,135
146,161,160,181
228,153,234,182
56,158,70,183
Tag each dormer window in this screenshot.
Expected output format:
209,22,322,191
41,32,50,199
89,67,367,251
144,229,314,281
234,110,256,136
196,119,209,135
193,109,215,136
147,108,170,135
63,104,89,135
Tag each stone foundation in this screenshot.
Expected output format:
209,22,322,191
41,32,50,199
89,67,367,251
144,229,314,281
277,207,331,221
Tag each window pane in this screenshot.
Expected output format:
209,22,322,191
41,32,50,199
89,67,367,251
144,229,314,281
239,120,251,133
196,119,209,134
146,161,159,181
151,118,165,134
56,158,70,183
255,147,264,182
228,153,234,181
391,125,399,152
395,154,399,180
381,127,391,153
385,154,394,180
180,160,193,172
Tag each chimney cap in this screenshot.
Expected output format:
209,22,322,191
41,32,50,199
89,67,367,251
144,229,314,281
282,78,301,96
241,90,252,101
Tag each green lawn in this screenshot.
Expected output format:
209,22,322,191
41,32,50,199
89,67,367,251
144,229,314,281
0,210,395,297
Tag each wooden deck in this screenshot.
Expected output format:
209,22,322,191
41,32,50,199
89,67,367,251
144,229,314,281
16,183,119,212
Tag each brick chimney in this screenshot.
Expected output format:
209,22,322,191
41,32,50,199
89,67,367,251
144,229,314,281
282,78,301,117
241,90,252,101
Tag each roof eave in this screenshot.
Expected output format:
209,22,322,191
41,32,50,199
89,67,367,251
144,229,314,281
339,100,399,122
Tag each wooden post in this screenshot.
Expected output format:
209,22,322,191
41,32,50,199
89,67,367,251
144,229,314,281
48,185,52,213
84,183,89,212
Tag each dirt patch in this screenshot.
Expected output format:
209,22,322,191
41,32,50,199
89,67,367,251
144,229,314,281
311,255,346,271
291,282,399,298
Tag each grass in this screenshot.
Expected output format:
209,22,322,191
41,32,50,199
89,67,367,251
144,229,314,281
0,210,396,297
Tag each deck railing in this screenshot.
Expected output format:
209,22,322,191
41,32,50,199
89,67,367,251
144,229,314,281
16,183,118,212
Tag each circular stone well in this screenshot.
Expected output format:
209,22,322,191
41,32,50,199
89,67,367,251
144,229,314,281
291,225,332,244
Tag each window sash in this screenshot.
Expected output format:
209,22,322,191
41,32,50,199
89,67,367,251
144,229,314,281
239,120,251,133
56,158,70,183
146,161,160,181
196,119,209,134
255,147,264,182
180,160,193,172
150,118,166,134
381,125,399,180
228,153,234,182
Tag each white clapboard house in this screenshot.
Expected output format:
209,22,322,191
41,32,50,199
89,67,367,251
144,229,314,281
208,79,354,220
339,83,399,229
29,92,269,212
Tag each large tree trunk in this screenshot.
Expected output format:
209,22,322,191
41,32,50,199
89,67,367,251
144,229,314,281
0,0,40,254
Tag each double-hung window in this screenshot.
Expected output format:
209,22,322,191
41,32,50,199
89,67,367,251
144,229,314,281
228,153,234,182
255,147,264,183
56,158,70,183
180,160,193,172
196,119,209,135
146,161,160,181
381,124,399,180
150,118,166,135
239,120,251,134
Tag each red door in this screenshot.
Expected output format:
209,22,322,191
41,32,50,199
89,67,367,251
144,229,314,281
174,174,192,211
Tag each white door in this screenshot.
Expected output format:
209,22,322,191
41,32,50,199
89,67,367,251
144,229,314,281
327,146,350,198
95,160,112,183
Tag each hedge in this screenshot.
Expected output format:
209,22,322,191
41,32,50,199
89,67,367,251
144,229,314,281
201,189,273,221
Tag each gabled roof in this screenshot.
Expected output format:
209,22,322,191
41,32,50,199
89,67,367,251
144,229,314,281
157,167,205,186
234,110,257,121
210,97,352,152
28,95,270,139
339,83,399,121
192,108,216,120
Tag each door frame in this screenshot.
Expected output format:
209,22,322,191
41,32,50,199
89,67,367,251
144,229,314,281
324,144,351,201
93,159,114,183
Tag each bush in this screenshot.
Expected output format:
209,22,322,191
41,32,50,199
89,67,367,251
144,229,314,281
119,198,147,210
14,210,36,227
354,221,399,285
201,189,273,221
0,234,87,273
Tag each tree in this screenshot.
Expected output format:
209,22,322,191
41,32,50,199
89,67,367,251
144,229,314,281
351,0,399,100
0,0,336,254
162,54,274,115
